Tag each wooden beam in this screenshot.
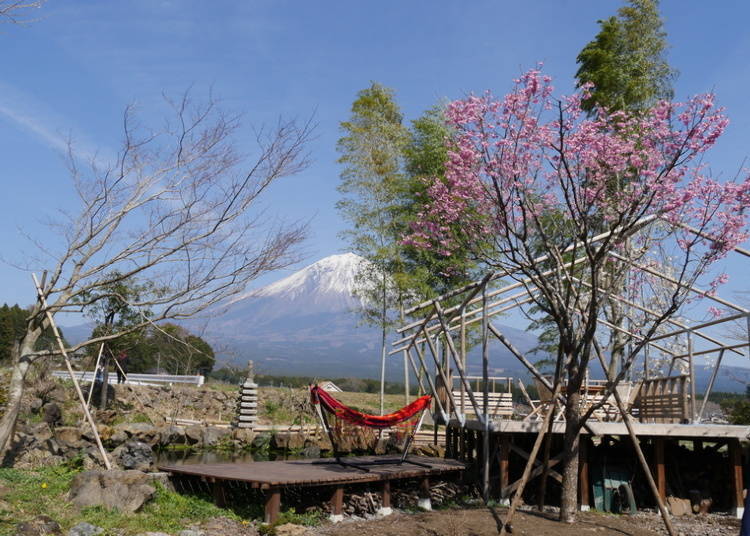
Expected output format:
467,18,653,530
264,488,281,524
499,434,510,500
730,438,744,518
330,486,344,518
579,438,590,511
382,480,391,509
655,439,666,503
212,479,227,508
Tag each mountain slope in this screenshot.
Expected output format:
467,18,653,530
204,253,543,380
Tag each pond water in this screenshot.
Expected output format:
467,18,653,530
155,448,306,465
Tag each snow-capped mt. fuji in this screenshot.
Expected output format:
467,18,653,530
206,253,383,377
204,252,544,380
227,252,365,319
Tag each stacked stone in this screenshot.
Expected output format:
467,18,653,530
233,361,258,429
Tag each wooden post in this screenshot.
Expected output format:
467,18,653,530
264,488,281,524
579,437,590,511
330,486,344,522
499,434,510,504
418,476,432,510
212,479,227,508
378,480,393,516
729,438,744,518
655,438,666,503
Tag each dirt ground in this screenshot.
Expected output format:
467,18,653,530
311,507,741,536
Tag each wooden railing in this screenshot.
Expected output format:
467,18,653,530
637,375,690,423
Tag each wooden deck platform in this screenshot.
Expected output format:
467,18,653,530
159,455,465,523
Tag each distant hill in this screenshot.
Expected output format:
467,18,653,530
199,253,544,380
61,252,750,393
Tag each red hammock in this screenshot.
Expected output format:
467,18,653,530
310,385,432,429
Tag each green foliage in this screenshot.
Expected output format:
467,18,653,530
0,303,66,363
208,366,246,384
337,82,412,333
0,465,243,536
575,0,676,115
258,507,325,534
719,386,750,424
255,374,418,395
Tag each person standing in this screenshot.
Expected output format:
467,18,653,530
115,351,128,384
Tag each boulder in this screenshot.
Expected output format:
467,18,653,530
113,423,159,445
14,515,62,536
158,425,186,446
300,445,320,459
28,423,53,443
112,441,155,472
67,522,103,536
232,428,255,445
185,425,203,446
28,397,43,414
68,469,155,513
178,530,205,536
271,433,306,451
54,427,83,449
666,496,691,516
42,403,62,428
202,427,230,447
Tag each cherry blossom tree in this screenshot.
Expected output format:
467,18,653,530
407,68,750,523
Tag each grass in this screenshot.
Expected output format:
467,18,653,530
0,464,245,536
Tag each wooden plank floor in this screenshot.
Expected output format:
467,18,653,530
159,455,465,488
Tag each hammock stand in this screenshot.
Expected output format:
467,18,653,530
310,385,433,472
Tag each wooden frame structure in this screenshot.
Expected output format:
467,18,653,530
388,216,750,520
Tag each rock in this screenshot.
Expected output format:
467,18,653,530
67,522,104,536
185,425,203,445
178,530,205,536
300,445,320,458
54,427,83,449
42,403,62,428
28,422,53,443
202,427,229,447
271,432,306,450
113,423,159,445
68,469,156,513
232,428,255,445
667,496,691,516
29,397,43,414
158,425,186,446
147,472,175,492
14,515,62,536
274,523,309,536
112,441,155,471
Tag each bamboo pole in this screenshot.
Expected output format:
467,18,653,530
592,339,675,536
499,382,562,536
32,273,112,470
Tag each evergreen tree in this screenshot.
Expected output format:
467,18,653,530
336,82,411,413
576,0,676,115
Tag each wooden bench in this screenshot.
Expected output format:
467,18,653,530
451,391,514,418
637,375,690,423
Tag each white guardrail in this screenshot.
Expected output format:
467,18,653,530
51,371,205,386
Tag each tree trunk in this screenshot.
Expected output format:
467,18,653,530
560,390,581,523
0,329,42,459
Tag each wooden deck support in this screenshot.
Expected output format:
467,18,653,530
211,479,227,508
418,476,432,511
730,438,744,518
330,486,344,522
499,434,510,504
265,488,281,524
579,437,590,511
378,480,393,516
654,438,666,503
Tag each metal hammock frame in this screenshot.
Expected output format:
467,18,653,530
310,385,433,472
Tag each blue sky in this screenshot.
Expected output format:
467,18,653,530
2,0,750,347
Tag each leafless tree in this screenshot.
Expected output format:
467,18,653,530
0,92,313,456
0,0,44,25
